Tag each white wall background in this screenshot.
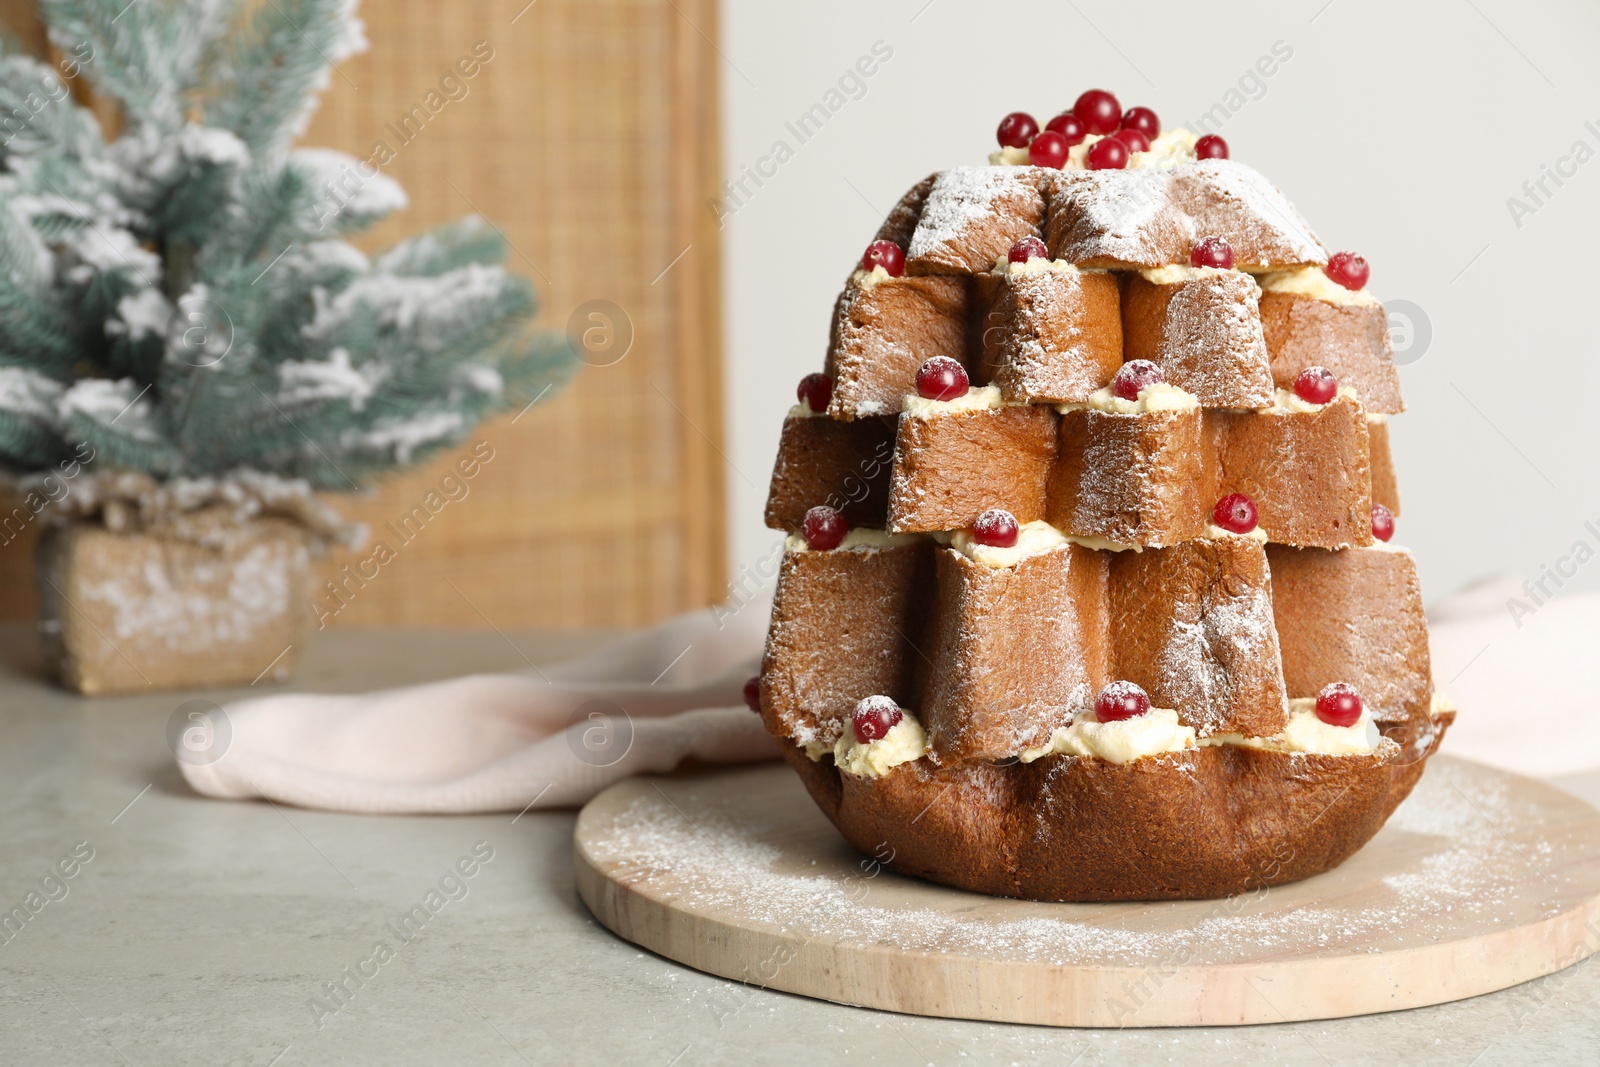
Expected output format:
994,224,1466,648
716,0,1600,613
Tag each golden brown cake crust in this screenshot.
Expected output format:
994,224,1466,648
827,275,974,420
922,545,1109,763
888,406,1058,532
764,414,896,531
1119,272,1275,407
1218,398,1374,548
987,269,1123,403
1109,538,1289,738
1266,544,1433,723
1260,290,1404,414
1048,407,1217,546
906,168,1047,276
759,542,934,748
1368,417,1401,515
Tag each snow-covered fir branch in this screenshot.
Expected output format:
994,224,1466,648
0,0,573,486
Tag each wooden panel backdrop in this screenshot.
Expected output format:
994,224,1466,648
0,0,726,629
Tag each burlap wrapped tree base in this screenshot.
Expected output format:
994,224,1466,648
36,517,317,695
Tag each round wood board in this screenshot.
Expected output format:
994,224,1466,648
573,755,1600,1027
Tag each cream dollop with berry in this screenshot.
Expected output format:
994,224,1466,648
1260,266,1379,307
1139,263,1233,285
1020,682,1198,765
1205,685,1385,756
1064,382,1199,416
783,527,919,555
1021,707,1198,765
833,697,927,777
1205,702,1382,756
902,383,1003,419
1264,385,1359,414
951,518,1067,568
990,127,1199,171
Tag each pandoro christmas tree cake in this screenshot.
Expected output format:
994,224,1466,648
748,90,1454,902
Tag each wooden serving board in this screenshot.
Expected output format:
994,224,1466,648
574,755,1600,1027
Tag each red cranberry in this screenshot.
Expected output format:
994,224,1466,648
915,356,969,401
796,372,832,413
997,111,1039,149
1190,236,1234,270
1086,137,1128,171
1212,492,1259,534
1120,106,1161,139
972,508,1020,548
1028,130,1069,169
1072,89,1122,135
1008,236,1049,264
1371,503,1395,543
1095,681,1150,722
1194,134,1229,159
802,505,847,551
853,695,904,744
1045,111,1088,145
1112,359,1164,401
1112,127,1150,154
1293,366,1338,405
1325,251,1370,291
743,676,761,713
861,240,904,278
1315,682,1363,728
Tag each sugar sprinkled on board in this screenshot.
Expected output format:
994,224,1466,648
586,764,1527,968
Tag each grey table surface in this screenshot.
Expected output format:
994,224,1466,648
1,624,1595,1067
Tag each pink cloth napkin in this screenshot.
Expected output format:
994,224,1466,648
1426,575,1600,778
178,574,1600,814
178,602,778,813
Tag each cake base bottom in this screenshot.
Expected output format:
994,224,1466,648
780,712,1448,902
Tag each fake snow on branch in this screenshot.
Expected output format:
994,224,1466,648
0,0,574,512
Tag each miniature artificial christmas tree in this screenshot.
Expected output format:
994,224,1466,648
0,0,573,693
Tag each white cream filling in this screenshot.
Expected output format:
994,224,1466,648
810,691,1389,773
986,145,1033,166
992,255,1077,277
950,520,1068,568
1065,533,1143,553
851,265,894,290
988,126,1199,172
1260,266,1379,308
783,528,921,554
833,713,928,777
1066,134,1102,169
1020,707,1197,765
1129,127,1199,169
902,383,1002,420
1139,264,1232,286
786,403,823,419
1203,523,1268,543
1260,386,1360,415
1204,700,1381,755
1061,382,1200,415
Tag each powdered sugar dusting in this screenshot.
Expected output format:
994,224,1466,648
1152,273,1275,407
587,761,1563,967
1173,160,1325,266
906,168,1037,268
1154,581,1285,735
1049,169,1186,267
